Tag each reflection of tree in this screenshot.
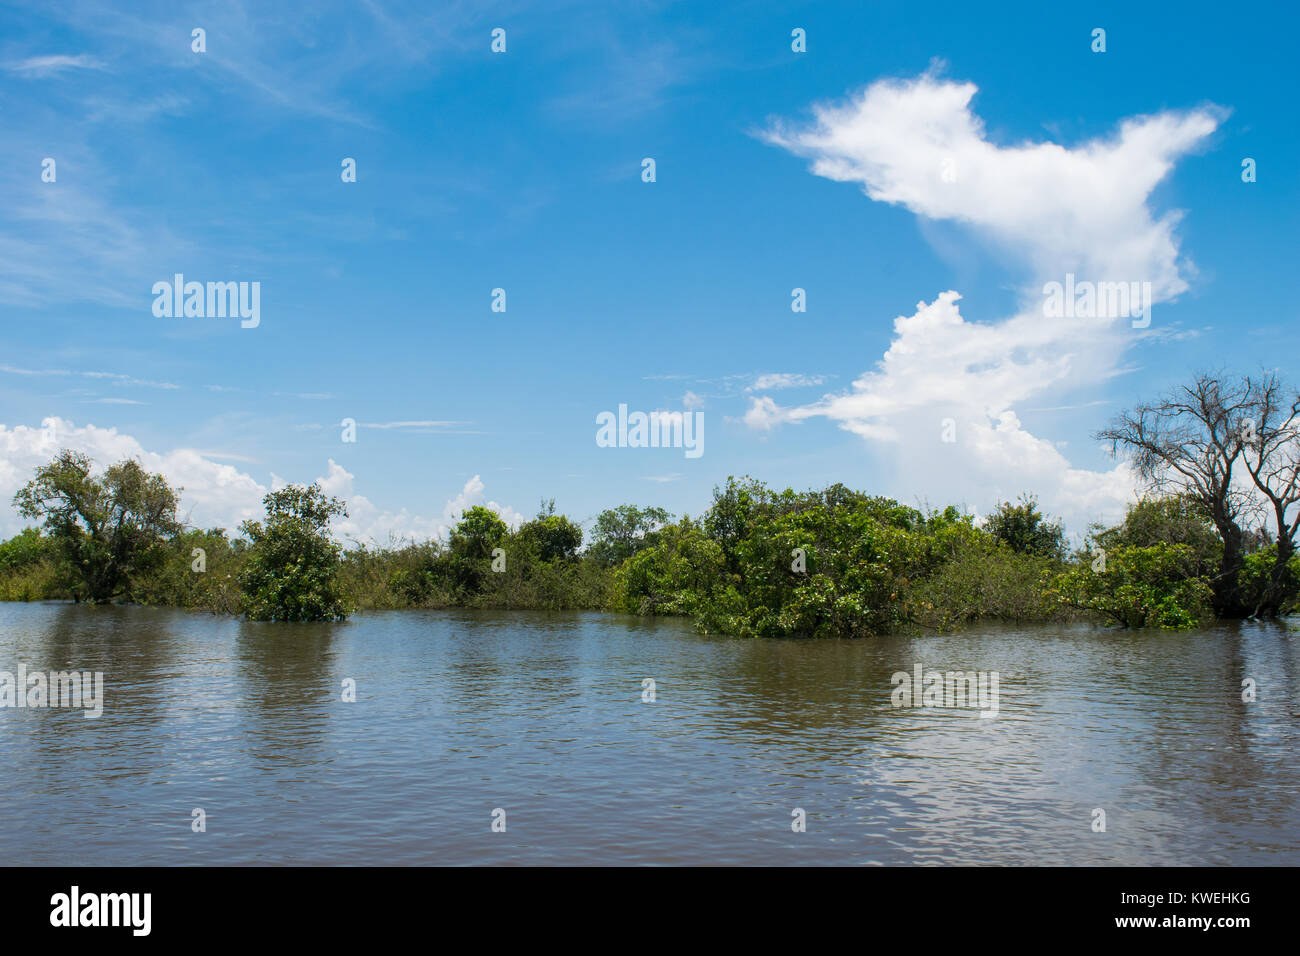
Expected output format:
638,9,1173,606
675,628,901,754
235,618,342,767
439,608,586,717
21,603,184,774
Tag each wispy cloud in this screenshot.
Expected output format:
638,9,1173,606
0,364,180,389
6,54,106,77
748,373,830,392
189,449,260,464
360,420,474,430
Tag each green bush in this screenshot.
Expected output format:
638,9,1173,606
239,485,351,622
617,479,1068,638
1046,543,1213,629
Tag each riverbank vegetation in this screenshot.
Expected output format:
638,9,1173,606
4,370,1298,634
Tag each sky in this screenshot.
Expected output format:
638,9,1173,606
0,0,1297,545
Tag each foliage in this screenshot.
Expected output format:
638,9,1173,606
1237,546,1300,617
1089,495,1222,575
517,511,583,563
0,527,63,601
587,505,671,567
986,494,1065,559
13,451,181,603
238,484,351,622
1098,370,1300,618
617,478,1069,638
0,456,1266,634
1046,543,1214,629
133,528,246,613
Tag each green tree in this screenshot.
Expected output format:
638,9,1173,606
450,506,508,559
445,506,509,594
238,484,350,621
587,504,671,566
0,527,51,573
13,451,181,603
518,512,583,562
986,494,1065,559
1047,543,1213,629
1090,495,1221,576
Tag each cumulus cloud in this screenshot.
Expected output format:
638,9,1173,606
0,417,520,544
764,68,1223,299
752,71,1223,530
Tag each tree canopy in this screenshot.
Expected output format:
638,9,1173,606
13,450,180,603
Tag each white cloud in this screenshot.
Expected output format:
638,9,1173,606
755,71,1223,530
360,420,473,430
748,373,829,391
764,68,1223,299
0,418,520,545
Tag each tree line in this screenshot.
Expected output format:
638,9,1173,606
3,370,1297,633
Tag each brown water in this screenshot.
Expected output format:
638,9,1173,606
0,601,1297,865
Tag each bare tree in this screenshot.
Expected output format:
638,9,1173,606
1097,370,1300,618
1239,372,1300,614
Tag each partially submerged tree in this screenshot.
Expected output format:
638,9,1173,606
1097,370,1300,617
1236,374,1300,614
239,484,350,621
13,451,181,603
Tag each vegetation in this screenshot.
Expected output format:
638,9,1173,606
14,450,180,603
611,478,1071,637
5,367,1299,635
239,485,352,622
1098,370,1300,618
986,495,1066,559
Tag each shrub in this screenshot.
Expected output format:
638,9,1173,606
239,484,351,622
1046,543,1213,629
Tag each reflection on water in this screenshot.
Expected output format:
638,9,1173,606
0,602,1296,865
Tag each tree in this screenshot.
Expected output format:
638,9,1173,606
13,451,181,603
238,484,350,621
1097,371,1300,617
446,506,509,593
1236,373,1300,614
587,504,671,567
518,512,583,562
1047,543,1213,629
450,506,508,559
985,494,1065,559
1090,496,1222,577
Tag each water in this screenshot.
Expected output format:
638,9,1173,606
1,601,1297,865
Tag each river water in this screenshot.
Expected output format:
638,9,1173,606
1,602,1296,865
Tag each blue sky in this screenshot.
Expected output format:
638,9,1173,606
1,0,1296,542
